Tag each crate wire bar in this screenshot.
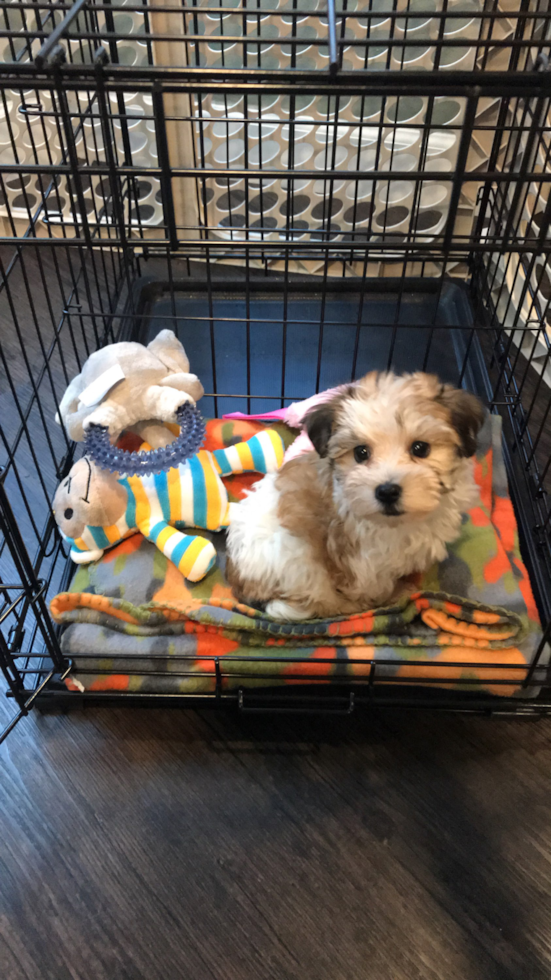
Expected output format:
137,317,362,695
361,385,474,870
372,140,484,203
0,0,551,738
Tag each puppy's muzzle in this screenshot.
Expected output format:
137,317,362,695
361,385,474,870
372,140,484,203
375,481,402,515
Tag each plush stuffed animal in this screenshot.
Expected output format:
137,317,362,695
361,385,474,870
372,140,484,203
56,329,204,443
53,429,285,581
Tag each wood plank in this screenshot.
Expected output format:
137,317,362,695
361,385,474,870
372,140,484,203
1,698,551,980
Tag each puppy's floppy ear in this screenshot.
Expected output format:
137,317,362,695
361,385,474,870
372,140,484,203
304,401,338,458
438,385,485,457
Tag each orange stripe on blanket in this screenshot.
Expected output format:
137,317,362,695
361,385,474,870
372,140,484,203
414,597,431,611
50,594,78,618
151,594,253,617
395,646,527,697
209,583,235,602
347,645,377,678
484,543,511,585
152,558,193,606
206,596,268,616
50,592,140,626
444,601,462,616
470,505,491,527
226,473,261,502
492,495,516,554
435,632,498,648
328,613,375,636
153,594,205,616
421,608,516,641
101,532,143,561
196,634,240,657
283,646,337,684
194,632,240,683
329,636,375,647
89,674,130,691
472,609,502,625
474,451,493,513
195,627,243,684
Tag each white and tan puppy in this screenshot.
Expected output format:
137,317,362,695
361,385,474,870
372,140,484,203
226,371,485,621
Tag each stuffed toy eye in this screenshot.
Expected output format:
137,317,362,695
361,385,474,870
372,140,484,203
411,441,430,458
64,508,74,520
353,445,371,463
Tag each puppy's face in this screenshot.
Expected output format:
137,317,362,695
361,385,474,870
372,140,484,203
305,372,484,523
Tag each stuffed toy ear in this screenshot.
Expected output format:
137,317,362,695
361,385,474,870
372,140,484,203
147,329,191,375
55,373,89,439
55,373,83,425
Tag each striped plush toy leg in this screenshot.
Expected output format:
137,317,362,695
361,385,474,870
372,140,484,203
212,429,285,477
140,520,217,582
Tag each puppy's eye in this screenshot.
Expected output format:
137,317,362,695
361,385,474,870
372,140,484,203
64,508,74,520
411,441,430,459
353,445,371,463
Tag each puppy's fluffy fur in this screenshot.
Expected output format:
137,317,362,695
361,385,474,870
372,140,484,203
226,372,485,621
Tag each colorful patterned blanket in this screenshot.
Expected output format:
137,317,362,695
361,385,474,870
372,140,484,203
50,416,543,698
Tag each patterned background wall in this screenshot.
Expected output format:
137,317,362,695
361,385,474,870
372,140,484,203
0,0,550,380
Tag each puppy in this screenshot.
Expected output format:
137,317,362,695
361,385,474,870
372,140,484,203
226,372,485,621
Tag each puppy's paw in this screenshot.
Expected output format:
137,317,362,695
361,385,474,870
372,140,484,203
265,599,313,622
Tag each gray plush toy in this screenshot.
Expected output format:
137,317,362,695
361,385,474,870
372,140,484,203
56,329,203,446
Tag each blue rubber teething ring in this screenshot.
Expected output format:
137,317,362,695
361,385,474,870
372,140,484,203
84,402,206,476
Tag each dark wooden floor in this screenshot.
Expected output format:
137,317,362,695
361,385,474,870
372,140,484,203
2,698,551,980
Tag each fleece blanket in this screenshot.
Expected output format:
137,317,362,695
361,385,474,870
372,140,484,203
50,416,543,698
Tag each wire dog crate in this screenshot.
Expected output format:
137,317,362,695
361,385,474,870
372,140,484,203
1,0,551,740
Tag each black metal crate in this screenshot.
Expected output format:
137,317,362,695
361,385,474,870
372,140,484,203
1,0,551,738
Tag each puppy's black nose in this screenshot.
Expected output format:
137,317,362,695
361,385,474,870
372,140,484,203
375,482,402,505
